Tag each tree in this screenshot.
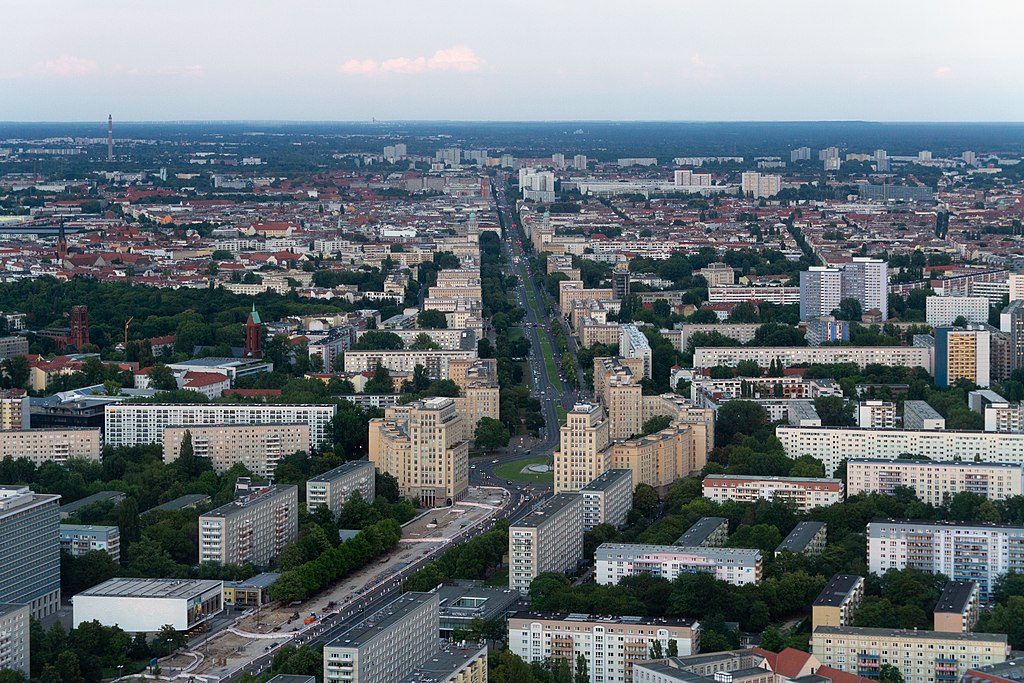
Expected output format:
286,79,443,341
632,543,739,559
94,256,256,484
632,484,659,519
879,664,904,683
117,497,141,543
174,430,212,478
716,400,768,445
574,653,589,683
353,330,404,350
649,639,664,659
417,310,448,329
736,359,761,377
833,298,863,321
147,363,178,391
363,364,393,394
642,414,673,436
759,625,786,652
410,333,440,351
667,638,679,657
813,396,855,426
475,417,511,452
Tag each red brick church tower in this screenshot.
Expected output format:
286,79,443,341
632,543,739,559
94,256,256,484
244,304,263,359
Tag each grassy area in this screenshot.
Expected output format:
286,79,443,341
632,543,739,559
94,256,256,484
556,405,567,425
486,568,510,587
494,456,554,483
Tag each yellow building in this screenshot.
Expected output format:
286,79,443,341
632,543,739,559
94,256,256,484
556,404,611,493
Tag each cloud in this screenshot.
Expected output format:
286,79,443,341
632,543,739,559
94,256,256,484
339,46,481,76
678,54,720,82
33,55,98,77
933,65,954,79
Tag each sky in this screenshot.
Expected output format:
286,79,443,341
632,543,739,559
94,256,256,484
4,1,1023,122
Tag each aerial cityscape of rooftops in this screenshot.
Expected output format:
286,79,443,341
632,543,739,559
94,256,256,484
8,7,1024,683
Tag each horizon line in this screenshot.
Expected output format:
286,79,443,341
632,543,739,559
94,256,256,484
3,118,1024,125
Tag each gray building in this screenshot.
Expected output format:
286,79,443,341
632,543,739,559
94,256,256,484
59,490,125,520
0,603,30,676
580,469,633,531
858,183,936,202
307,460,376,513
776,521,827,556
199,484,298,567
0,336,29,360
59,524,121,562
0,486,61,618
675,516,729,547
435,583,520,638
903,400,946,430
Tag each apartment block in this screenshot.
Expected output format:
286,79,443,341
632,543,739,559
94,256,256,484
0,604,30,676
509,493,584,591
593,357,644,440
580,469,633,531
690,376,842,401
676,516,729,547
59,524,120,562
806,315,850,346
776,425,1024,477
776,521,828,556
927,296,990,328
306,460,376,512
984,403,1023,433
867,519,1024,599
643,394,716,463
846,459,1023,505
199,484,298,567
324,593,440,683
936,327,991,388
509,612,699,683
811,626,1007,683
620,324,653,379
446,357,498,393
368,397,469,507
596,543,763,586
0,390,29,429
634,649,779,683
699,263,736,287
397,644,487,683
858,401,896,429
105,403,335,450
163,424,309,479
559,280,616,316
934,580,980,633
800,267,844,320
812,574,865,630
556,403,611,493
453,381,500,442
702,474,843,511
342,349,477,380
903,400,946,430
696,346,931,374
708,285,800,306
0,427,101,465
0,486,61,618
610,426,702,490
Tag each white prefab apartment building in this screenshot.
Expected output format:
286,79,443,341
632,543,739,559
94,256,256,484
72,578,224,632
0,604,29,676
105,403,336,450
509,493,584,591
693,346,931,373
306,460,376,512
847,459,1023,505
702,474,844,511
596,543,762,586
199,485,298,567
926,296,990,327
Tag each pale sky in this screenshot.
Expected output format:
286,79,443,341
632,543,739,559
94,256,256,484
4,0,1023,122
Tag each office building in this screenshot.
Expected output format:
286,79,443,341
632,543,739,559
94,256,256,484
306,460,376,512
936,327,990,388
199,484,298,567
610,425,704,490
163,424,309,479
777,425,1024,477
676,516,729,547
867,519,1024,599
0,427,101,465
0,486,60,618
324,593,440,683
435,584,520,638
580,469,633,531
812,574,865,630
509,612,698,683
693,346,931,373
903,400,946,430
72,578,224,633
59,524,120,562
934,580,980,633
927,296,990,328
596,543,763,586
702,474,843,511
776,521,827,556
811,626,1007,683
368,398,469,507
620,325,652,379
105,403,336,451
858,401,896,429
556,403,611,493
509,493,584,591
847,459,1023,505
0,604,29,676
342,349,477,380
613,268,631,300
699,263,736,287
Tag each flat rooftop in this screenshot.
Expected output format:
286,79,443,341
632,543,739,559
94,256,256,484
512,493,580,529
935,580,977,614
777,521,826,553
77,578,222,600
675,516,728,546
144,493,211,513
397,644,486,683
814,574,864,607
509,610,695,627
0,604,28,619
581,469,632,492
60,490,125,514
596,543,761,561
59,524,117,534
202,485,296,519
813,625,1006,644
308,459,374,483
326,593,436,650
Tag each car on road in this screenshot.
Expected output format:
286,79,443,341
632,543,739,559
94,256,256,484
492,459,499,464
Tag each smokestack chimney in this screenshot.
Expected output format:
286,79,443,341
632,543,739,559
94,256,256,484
107,114,113,161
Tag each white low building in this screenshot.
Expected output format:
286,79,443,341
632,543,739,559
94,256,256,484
72,578,224,632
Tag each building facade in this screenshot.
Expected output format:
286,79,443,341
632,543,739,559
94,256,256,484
306,460,376,512
72,578,224,633
199,484,298,567
163,424,310,479
596,543,763,586
509,493,584,591
0,486,60,618
703,474,843,511
847,459,1023,505
581,469,634,531
59,524,120,562
557,403,611,493
693,346,931,373
0,604,29,676
0,428,101,465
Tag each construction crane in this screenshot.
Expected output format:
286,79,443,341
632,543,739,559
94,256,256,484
123,317,134,346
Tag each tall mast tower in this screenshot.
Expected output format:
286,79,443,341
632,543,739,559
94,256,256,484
107,114,113,161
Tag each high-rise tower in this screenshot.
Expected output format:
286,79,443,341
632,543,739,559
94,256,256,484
107,115,113,161
244,305,263,359
70,305,89,349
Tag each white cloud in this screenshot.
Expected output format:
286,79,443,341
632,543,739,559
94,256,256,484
33,55,98,77
933,65,954,79
339,46,481,76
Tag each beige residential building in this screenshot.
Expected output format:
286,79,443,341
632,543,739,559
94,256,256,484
0,604,29,677
163,424,309,479
559,280,616,316
812,574,865,630
580,469,633,531
342,349,477,380
702,474,844,511
0,428,101,464
643,394,716,462
369,397,469,507
594,357,645,440
198,484,298,567
306,460,376,512
509,493,584,591
0,390,29,429
556,403,611,493
811,626,1008,683
846,459,1023,505
934,580,980,634
447,358,499,393
610,425,703,490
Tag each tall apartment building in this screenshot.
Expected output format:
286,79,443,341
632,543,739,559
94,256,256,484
1000,300,1024,372
934,580,980,633
580,469,633,531
800,267,843,320
847,459,1023,505
927,296,990,328
342,349,477,380
0,427,101,464
306,460,376,512
936,327,991,388
0,604,29,676
799,259,889,321
812,574,865,630
556,403,611,493
984,402,1023,433
699,263,736,287
740,171,782,198
776,425,1024,477
324,592,440,683
453,383,500,442
509,493,584,591
805,315,850,346
596,543,763,586
811,626,1008,683
59,524,120,562
509,612,699,683
857,401,896,429
163,424,309,479
903,400,946,430
610,425,702,490
693,346,930,373
702,474,843,511
105,403,335,450
0,390,29,429
368,397,469,507
867,519,1024,599
620,324,653,379
791,146,812,162
593,357,645,440
0,486,61,618
199,484,298,567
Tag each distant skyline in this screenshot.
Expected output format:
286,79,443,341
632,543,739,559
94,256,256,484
4,1,1023,122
